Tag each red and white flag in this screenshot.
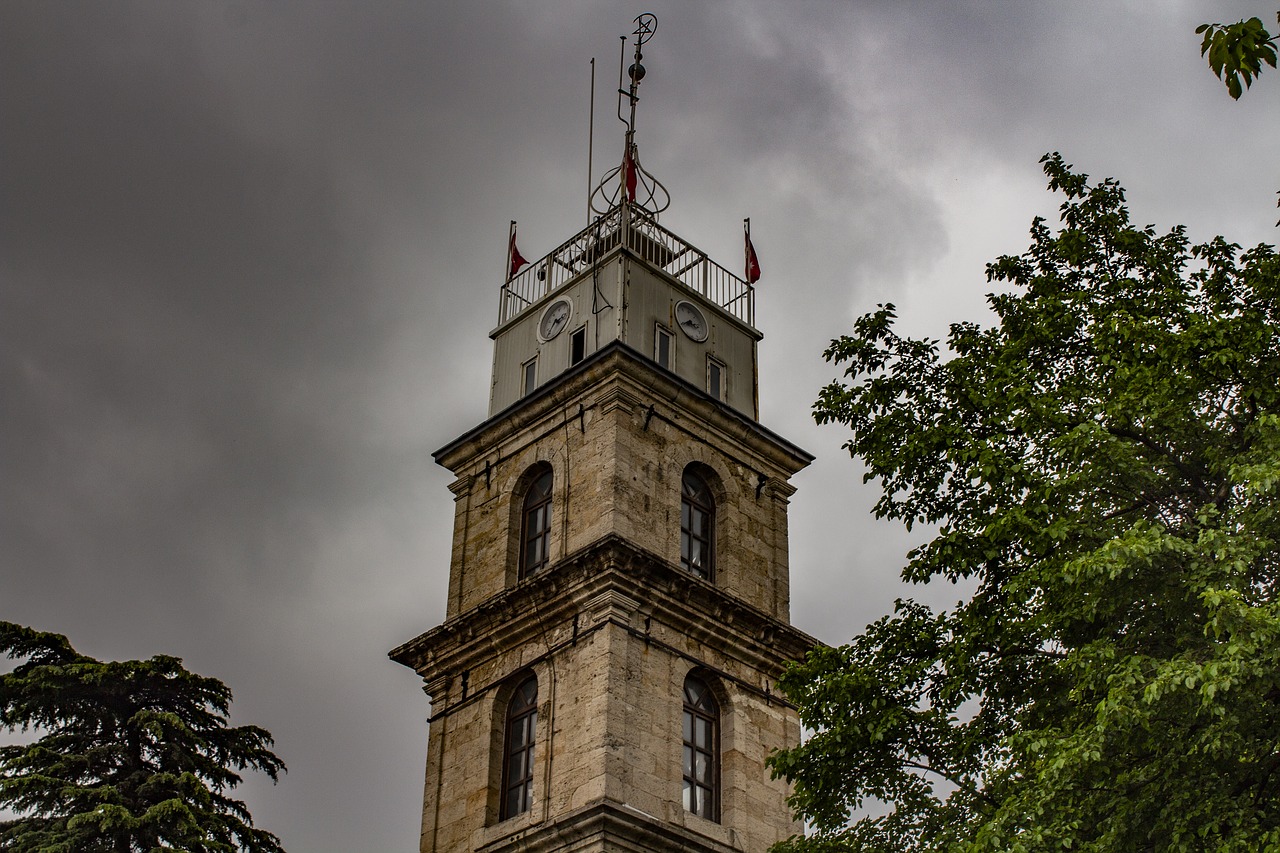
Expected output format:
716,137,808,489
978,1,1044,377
744,226,761,284
623,147,638,202
508,225,529,279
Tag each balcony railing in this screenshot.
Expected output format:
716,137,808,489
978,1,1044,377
499,203,754,328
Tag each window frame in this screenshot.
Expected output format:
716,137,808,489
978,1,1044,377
519,466,553,579
682,675,720,822
706,356,725,401
655,323,673,370
569,325,587,366
522,357,538,397
680,468,715,581
499,674,538,821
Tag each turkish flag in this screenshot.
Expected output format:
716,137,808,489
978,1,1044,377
745,232,761,284
624,148,638,202
509,229,529,279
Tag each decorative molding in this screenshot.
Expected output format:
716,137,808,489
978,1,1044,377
434,343,813,477
448,474,475,499
477,798,743,853
389,535,816,689
581,588,640,628
762,477,797,502
594,382,643,415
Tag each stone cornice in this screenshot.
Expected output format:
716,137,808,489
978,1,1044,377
477,797,745,853
433,342,813,477
388,535,816,689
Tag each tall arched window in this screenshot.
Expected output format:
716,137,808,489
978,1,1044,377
519,466,553,578
500,674,538,820
682,675,719,821
681,468,714,580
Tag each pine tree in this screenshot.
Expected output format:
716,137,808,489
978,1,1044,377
1,621,286,852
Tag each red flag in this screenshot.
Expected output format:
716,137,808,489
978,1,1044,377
623,147,637,202
509,228,529,279
745,231,761,284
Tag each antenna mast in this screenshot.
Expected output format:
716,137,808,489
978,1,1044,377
620,14,654,142
590,13,669,217
586,57,595,228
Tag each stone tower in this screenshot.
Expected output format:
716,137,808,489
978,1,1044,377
390,16,814,852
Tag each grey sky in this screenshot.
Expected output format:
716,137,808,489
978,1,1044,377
2,3,1277,850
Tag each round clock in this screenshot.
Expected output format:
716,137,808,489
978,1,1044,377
538,298,572,341
675,301,708,342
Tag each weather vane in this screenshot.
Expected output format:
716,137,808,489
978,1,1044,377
590,12,670,216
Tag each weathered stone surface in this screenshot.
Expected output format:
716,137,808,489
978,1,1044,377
391,344,814,852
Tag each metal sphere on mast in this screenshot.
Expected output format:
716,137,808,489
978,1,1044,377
590,13,670,217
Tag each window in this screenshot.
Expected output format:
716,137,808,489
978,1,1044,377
522,358,537,397
519,466,553,578
570,326,586,366
707,357,724,401
681,468,714,580
682,675,719,821
655,324,673,370
500,675,538,820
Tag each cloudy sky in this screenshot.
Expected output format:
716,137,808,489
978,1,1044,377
3,2,1277,850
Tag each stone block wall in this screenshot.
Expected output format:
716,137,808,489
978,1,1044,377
395,346,815,853
438,349,805,624
415,600,804,853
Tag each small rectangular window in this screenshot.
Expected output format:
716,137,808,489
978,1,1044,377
570,326,586,366
523,358,537,396
655,324,672,370
707,358,724,401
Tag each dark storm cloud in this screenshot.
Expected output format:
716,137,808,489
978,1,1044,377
1,3,376,604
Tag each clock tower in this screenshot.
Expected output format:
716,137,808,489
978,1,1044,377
391,16,814,852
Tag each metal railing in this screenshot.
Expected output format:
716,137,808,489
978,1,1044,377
499,203,754,328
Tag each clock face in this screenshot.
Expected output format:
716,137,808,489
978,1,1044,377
675,301,708,342
538,298,572,341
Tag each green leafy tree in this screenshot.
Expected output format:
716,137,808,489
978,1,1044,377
1,622,286,852
769,154,1280,852
1197,14,1278,99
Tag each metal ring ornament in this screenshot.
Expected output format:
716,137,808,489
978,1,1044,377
633,13,657,45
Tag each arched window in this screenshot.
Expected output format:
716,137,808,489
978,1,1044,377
682,675,719,821
519,466,553,578
500,675,538,820
681,468,714,580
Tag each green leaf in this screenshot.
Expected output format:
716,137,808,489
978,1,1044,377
1198,17,1279,99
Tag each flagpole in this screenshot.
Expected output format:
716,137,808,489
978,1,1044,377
743,215,759,417
587,58,595,228
506,220,516,281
